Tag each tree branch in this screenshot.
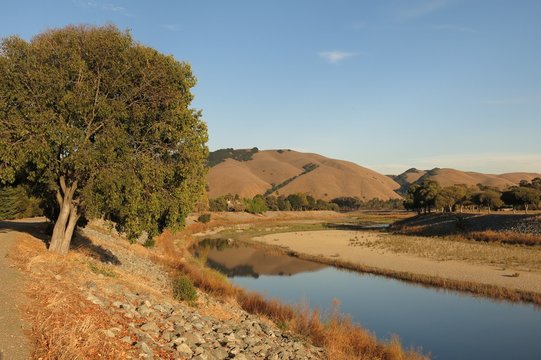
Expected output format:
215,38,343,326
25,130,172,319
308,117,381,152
59,176,67,195
56,191,63,207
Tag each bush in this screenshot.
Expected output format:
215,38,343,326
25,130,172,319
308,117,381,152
198,213,211,223
172,276,198,303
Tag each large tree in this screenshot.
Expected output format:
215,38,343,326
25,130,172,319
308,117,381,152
0,25,208,254
501,187,541,213
404,180,441,214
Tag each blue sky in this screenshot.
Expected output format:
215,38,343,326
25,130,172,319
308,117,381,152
1,0,540,174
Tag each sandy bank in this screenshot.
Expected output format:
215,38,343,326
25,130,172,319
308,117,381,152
251,230,541,295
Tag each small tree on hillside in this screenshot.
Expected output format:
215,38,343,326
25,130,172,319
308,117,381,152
0,25,208,254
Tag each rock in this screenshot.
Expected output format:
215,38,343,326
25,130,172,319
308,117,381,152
231,354,248,360
133,329,154,343
140,322,160,334
176,343,193,357
85,281,97,290
161,331,172,342
54,274,62,280
121,336,133,344
138,341,153,359
209,347,229,359
85,294,105,307
137,304,153,317
185,332,206,346
102,329,116,338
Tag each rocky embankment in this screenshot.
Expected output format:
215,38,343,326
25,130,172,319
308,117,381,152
80,226,324,360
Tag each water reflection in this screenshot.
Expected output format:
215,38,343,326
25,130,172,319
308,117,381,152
192,238,326,278
191,238,541,360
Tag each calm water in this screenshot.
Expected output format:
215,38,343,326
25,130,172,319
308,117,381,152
193,239,541,360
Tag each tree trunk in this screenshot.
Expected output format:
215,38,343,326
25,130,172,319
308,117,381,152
49,177,78,255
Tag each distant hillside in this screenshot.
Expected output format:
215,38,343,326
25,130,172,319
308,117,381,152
207,149,402,200
391,167,541,192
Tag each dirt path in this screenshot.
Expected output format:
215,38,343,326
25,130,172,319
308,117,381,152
0,222,34,360
252,230,541,294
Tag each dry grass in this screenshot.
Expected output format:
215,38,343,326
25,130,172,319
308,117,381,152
467,230,541,246
28,282,126,360
10,234,132,360
364,233,541,272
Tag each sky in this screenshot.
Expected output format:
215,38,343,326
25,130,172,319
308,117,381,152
1,0,540,175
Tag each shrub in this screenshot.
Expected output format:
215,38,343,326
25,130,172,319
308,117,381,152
198,213,211,223
172,276,198,303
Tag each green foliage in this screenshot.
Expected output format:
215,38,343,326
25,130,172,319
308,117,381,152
435,184,473,212
88,262,118,278
209,197,229,212
198,213,211,223
0,25,208,242
403,180,441,214
207,147,258,167
244,195,268,214
471,189,503,211
331,197,362,211
264,162,319,196
501,186,541,211
208,193,341,212
302,163,319,172
172,276,198,303
0,185,42,220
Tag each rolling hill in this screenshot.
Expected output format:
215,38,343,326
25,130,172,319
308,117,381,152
391,168,541,193
207,149,402,200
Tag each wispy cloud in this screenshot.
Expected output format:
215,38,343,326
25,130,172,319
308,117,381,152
318,51,355,64
399,0,449,20
431,24,476,33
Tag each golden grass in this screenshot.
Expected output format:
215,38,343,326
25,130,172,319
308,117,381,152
467,230,541,246
364,233,541,272
28,282,126,360
10,234,132,360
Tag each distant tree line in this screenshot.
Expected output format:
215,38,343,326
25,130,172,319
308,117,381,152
209,193,341,214
208,193,404,214
404,178,541,214
329,197,404,211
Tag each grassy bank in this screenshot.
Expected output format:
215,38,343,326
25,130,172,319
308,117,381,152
155,225,428,360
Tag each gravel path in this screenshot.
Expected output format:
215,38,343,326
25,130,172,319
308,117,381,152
0,222,33,360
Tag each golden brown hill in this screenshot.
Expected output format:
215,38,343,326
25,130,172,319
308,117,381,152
207,149,402,200
397,168,541,189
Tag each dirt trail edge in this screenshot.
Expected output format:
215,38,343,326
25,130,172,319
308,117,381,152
0,223,32,360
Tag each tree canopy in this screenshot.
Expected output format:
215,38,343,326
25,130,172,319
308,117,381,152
0,25,208,253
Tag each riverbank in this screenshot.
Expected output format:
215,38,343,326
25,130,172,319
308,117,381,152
2,219,324,359
248,229,541,305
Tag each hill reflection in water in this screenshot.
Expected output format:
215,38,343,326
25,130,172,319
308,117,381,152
191,238,326,278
